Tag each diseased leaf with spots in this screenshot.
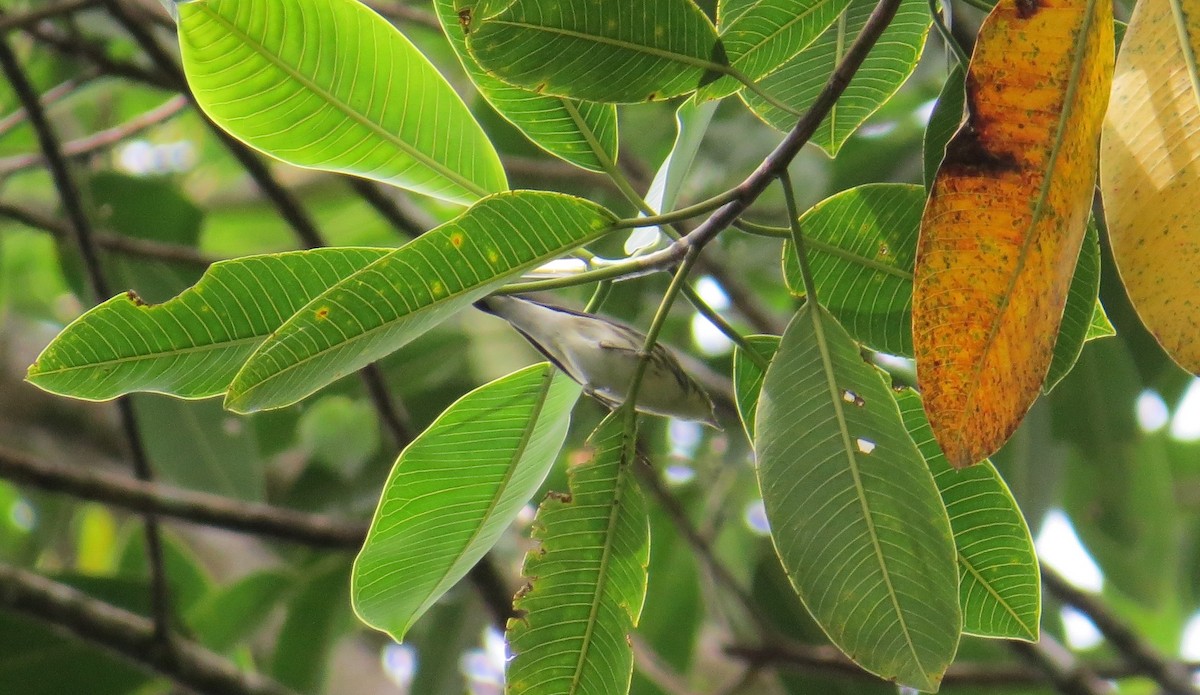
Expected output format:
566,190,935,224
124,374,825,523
1100,0,1200,375
226,192,617,413
913,0,1115,468
465,0,727,103
506,414,650,695
26,249,390,401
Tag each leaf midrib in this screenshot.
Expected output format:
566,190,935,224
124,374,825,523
959,0,1103,437
195,6,488,199
958,551,1037,641
31,335,264,378
727,0,840,74
412,370,558,631
806,303,929,682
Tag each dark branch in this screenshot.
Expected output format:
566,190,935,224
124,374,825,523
1043,568,1200,694
0,0,99,33
1008,635,1114,695
0,31,174,645
0,561,301,695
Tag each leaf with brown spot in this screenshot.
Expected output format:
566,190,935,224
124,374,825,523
913,0,1114,468
1100,0,1200,375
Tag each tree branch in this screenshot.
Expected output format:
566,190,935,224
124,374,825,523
1008,634,1115,695
0,31,174,645
0,0,99,33
0,561,301,695
1043,567,1200,694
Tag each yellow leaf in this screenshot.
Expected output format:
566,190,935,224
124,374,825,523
1101,0,1200,375
913,0,1114,468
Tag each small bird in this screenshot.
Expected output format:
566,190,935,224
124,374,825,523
476,295,719,427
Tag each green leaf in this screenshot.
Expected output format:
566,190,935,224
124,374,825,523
187,571,293,653
26,248,391,401
352,364,581,641
1086,300,1116,340
272,559,351,692
755,302,960,691
783,183,921,356
226,191,617,412
741,0,931,155
699,0,853,100
178,0,506,205
894,389,1040,642
435,0,618,172
132,395,265,500
923,66,965,191
732,334,781,440
1044,221,1108,393
465,0,728,103
506,415,650,695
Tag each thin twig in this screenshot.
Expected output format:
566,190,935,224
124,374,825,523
0,32,175,647
0,202,219,266
1043,567,1200,694
345,177,425,240
0,73,93,138
0,94,188,174
0,561,301,695
0,0,99,33
1008,634,1115,695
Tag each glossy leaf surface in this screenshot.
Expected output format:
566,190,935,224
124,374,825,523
227,192,617,412
353,364,580,641
27,249,389,400
913,0,1114,467
179,0,506,205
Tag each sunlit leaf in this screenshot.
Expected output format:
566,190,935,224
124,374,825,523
741,0,931,155
26,248,390,401
226,192,617,412
755,302,960,691
465,0,727,103
178,0,506,205
434,0,618,172
894,389,1040,642
699,0,852,100
1100,0,1200,374
923,65,965,191
506,415,650,695
913,0,1115,467
353,364,581,641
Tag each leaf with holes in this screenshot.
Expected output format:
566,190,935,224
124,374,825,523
435,0,618,173
914,0,1114,467
755,302,960,690
178,0,506,205
26,248,390,401
506,414,650,695
226,192,617,412
353,364,580,641
895,389,1040,642
741,0,931,155
698,0,853,100
465,0,727,103
1101,0,1200,374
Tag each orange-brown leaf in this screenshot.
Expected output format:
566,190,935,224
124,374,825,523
1100,0,1200,375
913,0,1114,468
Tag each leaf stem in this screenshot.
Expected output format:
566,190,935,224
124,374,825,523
680,284,770,371
611,189,742,230
780,171,819,305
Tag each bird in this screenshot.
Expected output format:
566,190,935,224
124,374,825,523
475,295,719,427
